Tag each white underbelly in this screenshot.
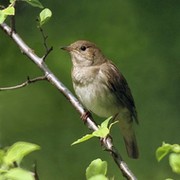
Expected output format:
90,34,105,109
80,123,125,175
74,82,120,117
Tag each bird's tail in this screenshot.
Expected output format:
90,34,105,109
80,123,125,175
119,118,139,159
123,131,139,159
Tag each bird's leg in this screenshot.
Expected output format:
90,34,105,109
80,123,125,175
81,110,92,123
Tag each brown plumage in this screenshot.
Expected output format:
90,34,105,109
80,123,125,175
61,40,139,158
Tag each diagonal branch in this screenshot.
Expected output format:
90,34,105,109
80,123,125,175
0,23,137,180
0,76,46,91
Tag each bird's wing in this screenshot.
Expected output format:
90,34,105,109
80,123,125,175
100,61,138,123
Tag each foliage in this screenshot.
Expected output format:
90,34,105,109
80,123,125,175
0,142,40,180
72,116,117,145
86,158,108,180
0,141,110,180
0,0,51,24
38,8,52,27
156,142,180,177
21,0,43,8
0,1,15,24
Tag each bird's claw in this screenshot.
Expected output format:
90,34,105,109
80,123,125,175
81,111,91,123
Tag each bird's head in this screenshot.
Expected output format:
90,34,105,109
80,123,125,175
61,40,106,67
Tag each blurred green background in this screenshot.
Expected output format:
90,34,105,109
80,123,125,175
0,0,180,179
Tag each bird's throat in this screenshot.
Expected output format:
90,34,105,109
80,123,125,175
72,66,100,86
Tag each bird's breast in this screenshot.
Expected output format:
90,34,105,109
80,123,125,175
72,67,120,117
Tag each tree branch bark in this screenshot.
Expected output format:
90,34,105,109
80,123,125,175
0,76,46,91
0,22,137,180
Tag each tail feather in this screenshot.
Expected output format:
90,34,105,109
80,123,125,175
118,115,139,159
123,134,139,159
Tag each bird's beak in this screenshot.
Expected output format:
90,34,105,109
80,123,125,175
60,46,72,52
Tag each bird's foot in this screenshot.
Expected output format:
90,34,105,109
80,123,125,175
81,111,91,123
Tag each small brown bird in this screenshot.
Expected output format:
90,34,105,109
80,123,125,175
61,40,139,159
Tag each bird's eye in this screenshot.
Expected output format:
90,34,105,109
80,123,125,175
80,46,86,51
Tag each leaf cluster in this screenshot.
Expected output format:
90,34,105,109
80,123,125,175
156,142,180,176
0,142,40,180
86,158,109,180
0,0,52,26
72,116,117,145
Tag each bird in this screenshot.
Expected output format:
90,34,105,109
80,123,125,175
61,40,139,159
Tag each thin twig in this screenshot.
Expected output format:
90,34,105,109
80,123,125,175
0,76,46,91
10,0,16,33
39,27,49,51
42,46,53,61
0,23,137,180
10,15,16,34
38,26,53,61
33,161,39,180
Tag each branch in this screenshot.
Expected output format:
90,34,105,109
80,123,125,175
0,76,46,91
38,25,53,61
10,0,16,33
33,162,39,180
0,23,137,180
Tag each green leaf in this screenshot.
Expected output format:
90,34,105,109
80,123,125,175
156,142,172,161
4,141,40,166
0,150,5,165
92,116,112,138
71,134,94,145
72,117,116,145
39,8,52,26
4,168,34,180
88,174,108,180
100,116,112,128
92,127,109,138
22,0,44,8
0,11,6,24
0,6,15,24
10,0,16,3
169,153,180,174
93,116,116,138
2,6,15,15
109,121,118,130
86,158,107,180
172,144,180,153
